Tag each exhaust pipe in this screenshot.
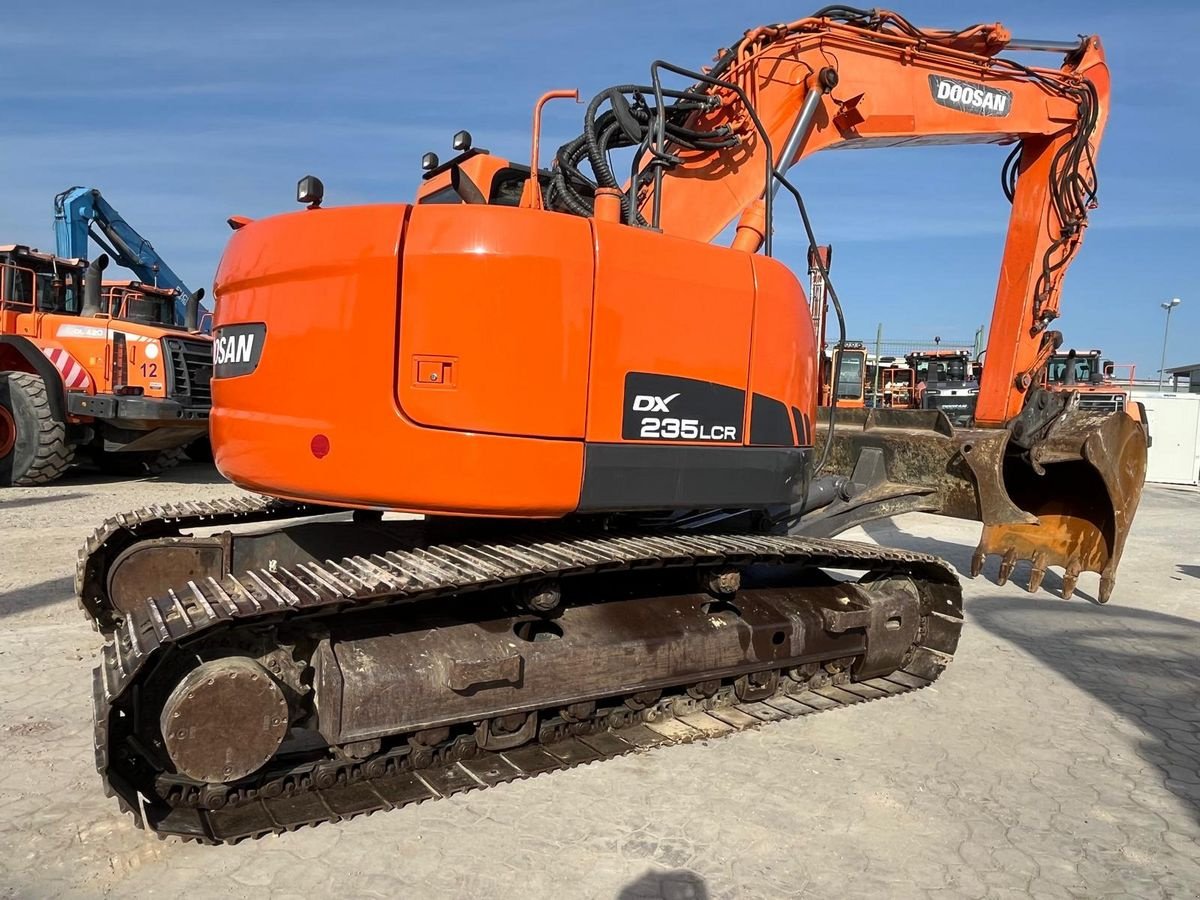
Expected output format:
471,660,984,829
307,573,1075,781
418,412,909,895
185,287,205,332
81,253,110,317
1062,349,1078,386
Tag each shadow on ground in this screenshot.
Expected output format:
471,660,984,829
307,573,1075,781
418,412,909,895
618,869,709,900
862,517,1200,827
55,461,226,489
0,492,87,510
971,596,1200,826
0,576,75,619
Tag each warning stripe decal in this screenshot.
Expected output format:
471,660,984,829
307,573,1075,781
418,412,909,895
42,347,93,391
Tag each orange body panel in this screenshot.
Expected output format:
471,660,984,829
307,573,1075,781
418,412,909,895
212,204,585,515
585,222,756,444
212,204,816,515
397,205,593,439
414,154,516,206
747,256,817,441
38,318,175,399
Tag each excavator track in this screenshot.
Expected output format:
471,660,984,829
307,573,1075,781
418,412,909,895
76,495,344,631
92,526,963,844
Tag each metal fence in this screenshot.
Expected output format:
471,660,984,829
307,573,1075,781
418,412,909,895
854,339,979,364
845,328,986,408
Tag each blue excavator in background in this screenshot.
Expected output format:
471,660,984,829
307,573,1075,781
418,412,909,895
53,187,211,333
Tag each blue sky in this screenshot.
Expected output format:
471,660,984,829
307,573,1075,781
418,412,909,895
1,0,1195,374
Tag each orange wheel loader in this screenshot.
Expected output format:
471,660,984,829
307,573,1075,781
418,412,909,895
0,246,211,485
80,8,1143,842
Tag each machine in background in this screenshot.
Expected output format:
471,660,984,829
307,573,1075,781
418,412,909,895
0,245,210,484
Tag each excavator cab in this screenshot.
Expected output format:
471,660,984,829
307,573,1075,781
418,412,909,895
1047,350,1102,386
906,349,979,426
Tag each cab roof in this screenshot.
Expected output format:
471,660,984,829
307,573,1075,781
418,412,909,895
0,244,86,267
102,280,180,297
908,349,970,359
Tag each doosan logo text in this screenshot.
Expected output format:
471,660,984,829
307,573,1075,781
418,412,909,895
214,333,256,365
929,75,1012,117
212,323,267,376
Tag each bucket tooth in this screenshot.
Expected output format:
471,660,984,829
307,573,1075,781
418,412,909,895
1061,560,1081,601
969,546,986,579
997,548,1018,586
1026,551,1047,594
1098,573,1115,604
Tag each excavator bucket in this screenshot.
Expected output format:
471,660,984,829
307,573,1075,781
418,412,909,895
968,403,1147,602
810,392,1148,602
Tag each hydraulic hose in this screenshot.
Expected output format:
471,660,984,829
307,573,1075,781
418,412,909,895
772,169,846,478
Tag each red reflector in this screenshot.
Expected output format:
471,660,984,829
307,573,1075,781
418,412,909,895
310,434,330,459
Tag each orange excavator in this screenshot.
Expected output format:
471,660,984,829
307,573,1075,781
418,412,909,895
84,8,1144,842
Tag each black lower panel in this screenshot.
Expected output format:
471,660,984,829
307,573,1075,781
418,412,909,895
578,443,810,512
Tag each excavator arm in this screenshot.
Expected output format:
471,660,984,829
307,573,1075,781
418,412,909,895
539,8,1140,601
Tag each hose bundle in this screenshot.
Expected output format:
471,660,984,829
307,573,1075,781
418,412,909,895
545,86,735,223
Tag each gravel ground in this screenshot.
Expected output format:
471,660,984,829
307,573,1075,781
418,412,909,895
1,465,1198,899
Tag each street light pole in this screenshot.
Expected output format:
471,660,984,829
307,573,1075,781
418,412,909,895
1158,297,1182,390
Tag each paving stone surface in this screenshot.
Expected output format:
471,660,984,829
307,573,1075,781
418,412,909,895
1,466,1198,898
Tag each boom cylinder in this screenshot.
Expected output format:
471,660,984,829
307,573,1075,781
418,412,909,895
770,67,838,199
1006,37,1086,53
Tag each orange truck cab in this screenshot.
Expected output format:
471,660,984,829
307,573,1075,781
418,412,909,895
0,245,212,485
1046,349,1129,413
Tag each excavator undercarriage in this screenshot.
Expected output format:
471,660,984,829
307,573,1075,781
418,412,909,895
91,511,961,843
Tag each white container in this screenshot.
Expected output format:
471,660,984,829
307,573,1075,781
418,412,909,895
1139,393,1200,485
